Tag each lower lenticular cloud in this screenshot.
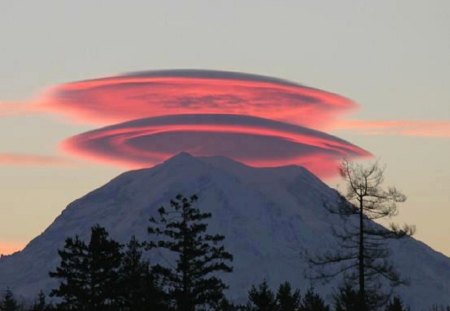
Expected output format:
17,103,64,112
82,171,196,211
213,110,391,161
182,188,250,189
334,119,450,138
38,69,355,127
62,114,370,178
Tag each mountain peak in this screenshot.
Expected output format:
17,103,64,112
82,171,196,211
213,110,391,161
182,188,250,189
162,152,249,171
164,151,196,163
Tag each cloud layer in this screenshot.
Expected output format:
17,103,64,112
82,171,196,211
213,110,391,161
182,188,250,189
334,119,450,138
38,69,355,127
2,70,387,176
62,114,370,178
0,102,37,117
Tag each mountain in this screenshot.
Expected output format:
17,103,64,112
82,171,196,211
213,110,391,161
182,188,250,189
0,153,449,308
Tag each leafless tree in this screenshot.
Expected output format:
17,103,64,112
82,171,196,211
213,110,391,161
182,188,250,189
307,160,415,310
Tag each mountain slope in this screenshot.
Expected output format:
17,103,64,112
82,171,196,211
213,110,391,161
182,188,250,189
0,153,449,308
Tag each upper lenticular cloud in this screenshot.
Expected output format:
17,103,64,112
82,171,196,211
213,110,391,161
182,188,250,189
61,114,370,178
38,69,355,127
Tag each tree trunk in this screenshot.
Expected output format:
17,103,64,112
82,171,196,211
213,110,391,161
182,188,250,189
359,197,366,310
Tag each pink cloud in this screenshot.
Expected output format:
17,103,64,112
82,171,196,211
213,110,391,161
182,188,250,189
36,69,356,127
0,102,39,117
61,114,370,178
334,119,450,138
0,153,70,166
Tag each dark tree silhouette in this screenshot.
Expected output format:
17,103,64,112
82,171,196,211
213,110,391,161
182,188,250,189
308,160,415,310
299,288,329,311
49,234,88,310
246,280,277,311
147,194,233,311
276,282,301,311
118,236,168,311
333,284,360,311
49,225,122,311
30,291,53,311
216,298,243,311
385,296,409,311
0,289,20,311
245,281,302,311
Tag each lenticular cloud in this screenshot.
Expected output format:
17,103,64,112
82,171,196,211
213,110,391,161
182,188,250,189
39,70,355,127
62,114,369,178
37,69,370,177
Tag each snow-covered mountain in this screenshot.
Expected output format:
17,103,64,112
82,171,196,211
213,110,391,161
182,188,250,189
0,153,449,308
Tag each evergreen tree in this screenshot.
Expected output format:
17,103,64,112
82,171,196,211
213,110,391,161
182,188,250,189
216,298,242,311
88,225,122,307
299,288,329,311
333,284,360,311
276,282,301,311
0,289,20,311
49,234,88,310
49,225,122,311
118,236,168,311
247,280,277,311
308,161,415,310
147,194,233,311
30,291,53,311
385,297,409,311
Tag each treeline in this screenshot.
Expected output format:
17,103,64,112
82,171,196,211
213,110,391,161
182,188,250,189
0,194,449,311
2,281,450,311
6,279,441,311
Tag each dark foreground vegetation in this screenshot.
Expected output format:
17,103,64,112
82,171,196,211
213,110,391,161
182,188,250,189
1,160,449,311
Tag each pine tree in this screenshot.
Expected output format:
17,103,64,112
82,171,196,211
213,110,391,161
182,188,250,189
385,296,409,311
118,236,168,311
30,291,53,311
299,288,329,311
48,235,88,310
147,194,233,311
247,280,277,311
0,289,20,311
276,282,301,311
49,225,122,311
333,284,360,311
308,160,415,310
216,298,242,311
88,225,122,309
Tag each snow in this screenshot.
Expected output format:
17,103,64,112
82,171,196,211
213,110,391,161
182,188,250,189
0,153,449,308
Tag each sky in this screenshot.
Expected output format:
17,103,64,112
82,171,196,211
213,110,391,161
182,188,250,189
0,1,449,256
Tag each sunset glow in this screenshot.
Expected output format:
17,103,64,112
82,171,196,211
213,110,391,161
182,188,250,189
0,241,24,256
37,70,355,127
61,114,370,178
334,119,450,138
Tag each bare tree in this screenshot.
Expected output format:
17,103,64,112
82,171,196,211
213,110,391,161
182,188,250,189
308,160,415,310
